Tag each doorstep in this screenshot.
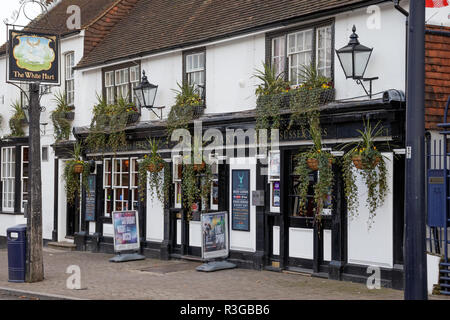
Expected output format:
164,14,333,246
47,241,77,251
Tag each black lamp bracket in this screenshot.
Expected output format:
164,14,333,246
355,77,379,99
146,106,165,120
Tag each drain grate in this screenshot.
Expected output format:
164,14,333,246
140,262,199,274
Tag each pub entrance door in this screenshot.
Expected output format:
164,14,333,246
282,148,332,274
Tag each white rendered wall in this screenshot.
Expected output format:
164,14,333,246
189,221,202,247
347,152,394,268
289,228,314,260
273,226,280,256
334,3,408,100
0,214,26,237
228,157,256,253
146,173,164,243
57,160,68,242
204,35,265,114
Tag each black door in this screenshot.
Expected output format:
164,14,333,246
66,195,79,237
282,148,331,273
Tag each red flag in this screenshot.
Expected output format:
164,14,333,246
426,0,449,7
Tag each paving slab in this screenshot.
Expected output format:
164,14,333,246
0,248,432,300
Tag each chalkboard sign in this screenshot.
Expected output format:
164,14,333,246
232,170,250,231
85,175,96,222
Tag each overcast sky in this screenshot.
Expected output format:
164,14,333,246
0,0,42,45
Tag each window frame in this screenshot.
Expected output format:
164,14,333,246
1,147,16,212
20,146,29,212
103,157,139,218
102,62,141,105
182,48,206,101
65,51,75,106
266,19,335,86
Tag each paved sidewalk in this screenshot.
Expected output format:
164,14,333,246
0,248,408,300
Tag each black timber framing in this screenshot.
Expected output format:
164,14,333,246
70,98,406,288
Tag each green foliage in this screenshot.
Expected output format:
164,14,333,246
253,62,290,96
86,95,138,153
51,91,72,141
138,138,169,203
63,142,90,205
288,64,333,133
172,82,203,106
254,62,291,131
341,120,389,229
293,122,334,223
167,82,204,142
253,62,334,134
9,100,26,137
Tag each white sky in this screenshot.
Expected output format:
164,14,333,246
0,0,42,45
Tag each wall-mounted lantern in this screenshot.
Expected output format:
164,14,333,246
336,25,378,98
133,71,163,119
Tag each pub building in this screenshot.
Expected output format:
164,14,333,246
1,0,445,290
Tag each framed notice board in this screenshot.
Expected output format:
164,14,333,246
85,175,96,222
231,169,250,231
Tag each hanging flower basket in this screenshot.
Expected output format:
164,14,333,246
352,155,381,170
306,157,333,171
148,162,164,173
73,163,84,174
193,160,206,172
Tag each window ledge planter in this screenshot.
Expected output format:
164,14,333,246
318,87,335,105
64,112,75,121
126,112,140,125
189,104,205,119
257,92,292,110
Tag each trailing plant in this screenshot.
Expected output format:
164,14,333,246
138,138,168,202
51,91,73,141
293,119,334,223
9,100,26,137
63,142,90,205
178,138,214,220
341,119,389,229
167,82,204,142
254,62,291,131
288,63,334,134
86,95,137,153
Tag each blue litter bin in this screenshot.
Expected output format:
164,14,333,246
7,224,27,283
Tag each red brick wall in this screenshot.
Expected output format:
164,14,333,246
426,25,450,130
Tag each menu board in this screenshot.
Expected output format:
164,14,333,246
85,175,96,222
112,211,140,252
232,170,250,231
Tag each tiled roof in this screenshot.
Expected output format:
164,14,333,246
0,0,118,54
76,0,378,69
425,25,450,130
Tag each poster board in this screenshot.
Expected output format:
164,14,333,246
231,169,250,231
201,211,229,260
85,175,96,222
8,30,60,84
112,211,140,252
